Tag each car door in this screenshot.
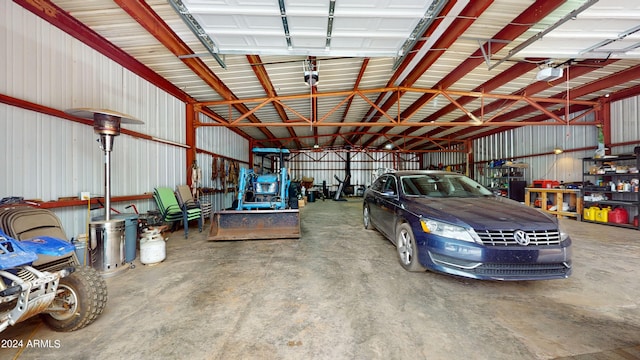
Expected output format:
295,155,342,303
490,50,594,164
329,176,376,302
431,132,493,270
367,175,386,229
376,175,400,239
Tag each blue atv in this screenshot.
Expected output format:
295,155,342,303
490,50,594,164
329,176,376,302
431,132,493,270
0,206,107,332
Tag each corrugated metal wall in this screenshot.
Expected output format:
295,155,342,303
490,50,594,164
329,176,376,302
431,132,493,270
473,122,595,185
0,2,249,237
287,150,421,189
471,103,640,187
196,113,249,211
611,96,640,154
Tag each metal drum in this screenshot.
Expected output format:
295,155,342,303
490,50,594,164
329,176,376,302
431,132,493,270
93,213,139,263
89,219,127,277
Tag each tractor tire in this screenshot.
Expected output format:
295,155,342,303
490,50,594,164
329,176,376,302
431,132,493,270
41,266,108,332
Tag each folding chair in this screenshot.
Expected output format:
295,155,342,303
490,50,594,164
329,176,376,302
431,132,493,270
175,184,204,227
153,187,202,238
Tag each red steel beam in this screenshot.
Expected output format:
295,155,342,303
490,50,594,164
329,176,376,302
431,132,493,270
423,63,640,148
13,0,192,103
345,0,462,145
406,59,619,149
360,0,566,148
395,60,539,139
112,0,281,146
247,55,302,148
329,58,370,147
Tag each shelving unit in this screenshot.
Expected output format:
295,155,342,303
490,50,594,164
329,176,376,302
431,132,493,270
524,188,582,219
582,154,640,230
478,163,528,201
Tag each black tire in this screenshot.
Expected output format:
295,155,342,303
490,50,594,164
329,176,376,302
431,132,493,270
41,266,108,332
363,204,375,230
396,223,425,272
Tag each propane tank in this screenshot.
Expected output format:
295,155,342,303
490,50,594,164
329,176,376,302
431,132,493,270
140,229,166,265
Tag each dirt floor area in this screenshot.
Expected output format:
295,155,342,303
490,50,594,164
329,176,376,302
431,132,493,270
1,199,639,359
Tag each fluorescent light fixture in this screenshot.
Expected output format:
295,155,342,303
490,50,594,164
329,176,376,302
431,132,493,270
536,67,564,82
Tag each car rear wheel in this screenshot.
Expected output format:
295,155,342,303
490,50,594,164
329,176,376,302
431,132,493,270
396,223,425,272
363,204,375,230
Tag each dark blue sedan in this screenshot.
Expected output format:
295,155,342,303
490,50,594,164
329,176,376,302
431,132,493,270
362,171,572,281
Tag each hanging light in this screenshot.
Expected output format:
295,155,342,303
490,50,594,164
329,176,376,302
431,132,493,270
303,59,319,86
553,147,564,155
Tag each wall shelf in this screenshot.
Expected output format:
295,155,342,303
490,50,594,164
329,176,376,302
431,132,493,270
477,163,528,201
582,154,640,230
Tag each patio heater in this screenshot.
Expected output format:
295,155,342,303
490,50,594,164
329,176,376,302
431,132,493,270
66,108,143,277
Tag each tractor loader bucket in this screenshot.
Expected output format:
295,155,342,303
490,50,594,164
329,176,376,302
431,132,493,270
208,209,300,241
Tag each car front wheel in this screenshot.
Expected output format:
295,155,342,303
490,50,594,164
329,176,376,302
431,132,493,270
363,204,375,230
396,223,425,272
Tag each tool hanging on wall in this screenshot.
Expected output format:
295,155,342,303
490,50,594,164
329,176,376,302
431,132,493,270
211,156,218,181
191,160,202,200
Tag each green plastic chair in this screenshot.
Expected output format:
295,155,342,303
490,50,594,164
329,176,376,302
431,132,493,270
153,187,202,238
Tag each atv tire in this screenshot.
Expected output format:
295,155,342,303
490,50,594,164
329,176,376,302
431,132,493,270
41,266,108,332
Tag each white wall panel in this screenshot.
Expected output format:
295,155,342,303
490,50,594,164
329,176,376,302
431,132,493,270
473,111,601,184
195,112,250,210
611,96,640,147
288,150,421,189
1,2,189,237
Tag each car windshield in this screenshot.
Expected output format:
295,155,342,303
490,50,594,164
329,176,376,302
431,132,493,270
400,173,493,198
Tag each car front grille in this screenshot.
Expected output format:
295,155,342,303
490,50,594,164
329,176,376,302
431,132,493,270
475,229,561,246
473,262,571,278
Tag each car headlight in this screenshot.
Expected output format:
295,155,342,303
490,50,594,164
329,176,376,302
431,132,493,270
558,223,570,242
420,218,482,244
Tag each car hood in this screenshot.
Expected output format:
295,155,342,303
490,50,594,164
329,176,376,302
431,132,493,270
404,196,558,230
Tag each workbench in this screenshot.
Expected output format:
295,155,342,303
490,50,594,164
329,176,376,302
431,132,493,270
524,187,582,219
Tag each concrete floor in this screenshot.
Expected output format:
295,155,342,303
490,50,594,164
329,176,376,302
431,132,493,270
1,199,640,360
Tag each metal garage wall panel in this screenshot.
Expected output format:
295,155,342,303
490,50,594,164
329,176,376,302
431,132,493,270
2,2,186,143
1,2,190,237
197,113,249,162
287,150,421,189
473,114,599,184
611,96,640,150
194,116,249,211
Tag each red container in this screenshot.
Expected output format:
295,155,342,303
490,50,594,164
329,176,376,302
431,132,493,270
533,179,560,188
608,207,629,224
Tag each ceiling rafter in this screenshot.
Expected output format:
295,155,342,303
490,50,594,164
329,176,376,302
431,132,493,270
418,63,640,150
391,60,540,142
328,58,369,147
113,0,282,147
359,0,568,149
20,0,640,154
13,0,192,103
246,55,302,149
403,58,620,149
347,0,491,146
194,87,597,127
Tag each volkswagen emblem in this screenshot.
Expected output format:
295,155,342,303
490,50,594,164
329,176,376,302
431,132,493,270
513,230,530,245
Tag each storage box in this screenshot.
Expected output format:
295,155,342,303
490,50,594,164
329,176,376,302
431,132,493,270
594,207,611,222
533,180,560,188
608,207,629,224
583,206,598,221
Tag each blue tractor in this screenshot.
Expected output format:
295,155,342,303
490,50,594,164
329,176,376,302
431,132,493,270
209,148,300,240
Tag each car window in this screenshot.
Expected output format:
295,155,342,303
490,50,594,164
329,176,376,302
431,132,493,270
401,174,492,197
370,176,386,192
382,176,398,195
